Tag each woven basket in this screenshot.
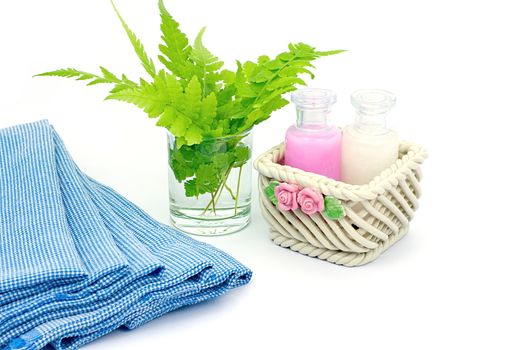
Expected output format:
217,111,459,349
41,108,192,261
254,141,427,267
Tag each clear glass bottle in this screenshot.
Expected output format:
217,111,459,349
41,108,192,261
284,88,342,180
341,89,399,185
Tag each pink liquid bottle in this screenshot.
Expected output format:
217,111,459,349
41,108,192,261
284,89,342,180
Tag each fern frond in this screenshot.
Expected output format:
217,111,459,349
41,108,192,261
37,1,345,151
111,0,156,78
199,92,217,128
35,68,101,82
35,67,124,86
229,43,344,132
158,0,193,80
99,66,119,82
35,67,138,96
105,80,168,117
182,76,202,118
106,71,209,147
317,49,347,56
164,73,183,102
190,27,224,95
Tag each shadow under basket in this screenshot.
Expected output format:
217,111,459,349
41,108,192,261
254,141,428,267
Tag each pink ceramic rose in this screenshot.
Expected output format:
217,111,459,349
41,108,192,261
297,188,324,215
274,183,299,211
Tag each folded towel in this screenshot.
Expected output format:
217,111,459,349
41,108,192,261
0,120,252,350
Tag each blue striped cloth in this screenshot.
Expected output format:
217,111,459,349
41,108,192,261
0,120,252,350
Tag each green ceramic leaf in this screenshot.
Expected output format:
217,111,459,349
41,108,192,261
323,196,345,220
265,181,280,205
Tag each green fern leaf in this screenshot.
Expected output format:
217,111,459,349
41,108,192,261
155,74,183,128
277,52,293,61
165,108,191,136
106,80,168,117
86,78,109,86
157,105,176,128
263,86,297,105
220,69,235,84
111,0,156,78
99,66,119,82
158,0,193,80
287,60,316,69
257,55,270,65
158,75,206,144
244,109,264,127
236,84,257,98
216,99,243,119
110,84,131,93
35,68,101,82
182,76,202,117
253,68,274,83
229,42,345,133
200,92,217,126
278,66,314,79
234,61,258,97
242,61,257,80
35,68,136,92
262,96,288,114
190,27,224,95
185,125,204,145
164,74,183,102
267,77,306,91
317,49,347,56
265,59,285,71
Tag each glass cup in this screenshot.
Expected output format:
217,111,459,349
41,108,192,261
167,129,252,236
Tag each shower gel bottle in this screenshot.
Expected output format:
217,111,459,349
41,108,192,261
342,89,399,185
284,89,342,180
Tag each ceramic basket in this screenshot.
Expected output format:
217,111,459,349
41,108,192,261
254,141,427,267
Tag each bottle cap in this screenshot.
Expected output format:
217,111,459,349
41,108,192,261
291,89,336,110
351,89,396,115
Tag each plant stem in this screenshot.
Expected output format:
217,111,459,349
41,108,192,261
210,191,216,215
202,195,213,214
215,166,232,202
234,165,243,214
202,186,219,215
201,165,233,215
224,183,236,200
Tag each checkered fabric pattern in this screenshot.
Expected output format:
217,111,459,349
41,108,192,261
0,121,252,350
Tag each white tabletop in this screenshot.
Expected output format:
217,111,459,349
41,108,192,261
1,0,524,349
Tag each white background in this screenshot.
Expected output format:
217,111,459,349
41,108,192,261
1,0,524,349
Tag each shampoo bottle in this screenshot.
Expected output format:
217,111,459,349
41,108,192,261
341,89,399,185
284,89,342,180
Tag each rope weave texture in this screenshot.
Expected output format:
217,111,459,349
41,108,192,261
254,141,427,267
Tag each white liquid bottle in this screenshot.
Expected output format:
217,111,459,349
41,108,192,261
341,89,399,185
